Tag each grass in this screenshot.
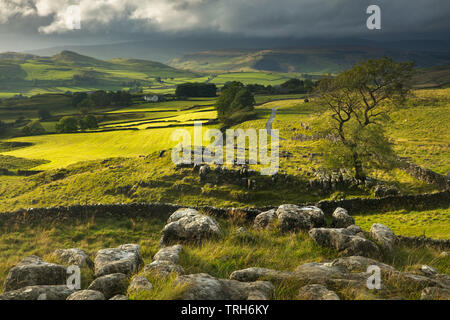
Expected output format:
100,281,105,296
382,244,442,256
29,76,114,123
354,207,450,239
0,213,447,299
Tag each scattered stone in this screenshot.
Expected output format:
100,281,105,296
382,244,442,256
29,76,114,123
374,185,399,198
421,287,450,300
87,273,128,299
175,273,274,300
420,265,438,277
309,227,380,258
161,208,221,245
297,284,340,300
3,256,67,292
110,294,128,300
153,244,183,264
439,251,449,258
128,276,153,294
94,244,143,277
276,205,325,233
0,285,74,300
52,248,94,269
331,207,355,228
369,223,397,252
66,290,105,300
253,209,277,230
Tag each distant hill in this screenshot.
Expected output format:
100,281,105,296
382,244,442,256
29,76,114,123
0,50,199,94
170,46,450,74
413,65,450,88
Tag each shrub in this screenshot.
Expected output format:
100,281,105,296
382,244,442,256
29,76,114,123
21,120,46,136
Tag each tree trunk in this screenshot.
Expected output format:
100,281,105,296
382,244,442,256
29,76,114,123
352,152,366,181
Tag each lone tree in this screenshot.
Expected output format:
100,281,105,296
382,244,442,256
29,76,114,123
216,81,256,126
315,57,415,180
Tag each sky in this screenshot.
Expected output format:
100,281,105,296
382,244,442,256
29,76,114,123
0,0,449,52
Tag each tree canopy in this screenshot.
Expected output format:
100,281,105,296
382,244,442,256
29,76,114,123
215,81,256,126
314,57,415,179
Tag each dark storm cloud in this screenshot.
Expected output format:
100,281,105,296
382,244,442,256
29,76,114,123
0,0,449,41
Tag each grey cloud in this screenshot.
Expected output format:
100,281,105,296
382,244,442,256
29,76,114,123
0,0,448,38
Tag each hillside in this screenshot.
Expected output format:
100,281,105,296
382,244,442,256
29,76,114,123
0,51,199,96
170,46,450,74
412,65,450,88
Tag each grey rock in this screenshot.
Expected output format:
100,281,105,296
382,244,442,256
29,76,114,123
253,209,277,230
230,268,292,283
3,256,67,292
94,244,143,277
369,224,397,252
175,273,274,300
88,273,128,299
66,290,105,300
144,260,185,278
297,284,340,300
309,227,381,258
331,207,355,228
276,205,325,233
128,276,153,294
52,248,94,269
419,265,438,277
330,256,397,274
110,294,129,300
161,208,221,245
421,287,450,300
153,244,183,264
0,285,74,300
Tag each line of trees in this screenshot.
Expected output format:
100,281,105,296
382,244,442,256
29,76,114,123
215,81,256,126
55,115,98,133
71,90,132,113
175,83,217,98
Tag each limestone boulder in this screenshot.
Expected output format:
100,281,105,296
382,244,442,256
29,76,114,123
3,256,67,292
331,207,355,228
87,273,128,299
161,208,221,245
94,244,143,277
174,273,274,300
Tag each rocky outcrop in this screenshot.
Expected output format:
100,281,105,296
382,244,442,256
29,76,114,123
331,207,355,228
230,256,450,300
160,208,221,245
144,244,185,278
87,273,128,299
94,244,143,277
128,276,153,294
153,244,183,264
52,248,94,269
252,204,326,233
174,273,274,300
369,224,397,252
253,209,276,230
144,260,185,278
2,256,67,292
309,226,380,258
297,284,340,300
67,290,105,300
0,285,74,300
276,205,325,232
